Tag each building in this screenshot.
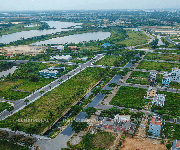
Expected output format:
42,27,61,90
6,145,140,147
101,43,113,48
51,45,64,52
152,94,166,107
68,46,77,51
39,69,58,78
162,72,171,87
170,67,180,82
50,55,72,61
148,116,161,137
81,57,88,61
146,87,157,98
147,72,157,86
172,140,180,150
5,54,13,58
132,28,141,32
48,66,66,71
114,115,131,123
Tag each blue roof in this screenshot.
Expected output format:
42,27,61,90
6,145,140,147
148,123,161,136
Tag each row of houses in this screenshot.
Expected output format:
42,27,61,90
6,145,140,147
162,67,180,87
145,87,166,107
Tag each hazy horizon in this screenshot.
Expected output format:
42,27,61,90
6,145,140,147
1,0,180,11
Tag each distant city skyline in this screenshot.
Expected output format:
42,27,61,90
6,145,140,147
0,0,180,11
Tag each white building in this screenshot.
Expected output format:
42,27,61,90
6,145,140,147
152,94,166,107
51,45,64,52
170,67,180,82
50,55,72,61
114,115,130,123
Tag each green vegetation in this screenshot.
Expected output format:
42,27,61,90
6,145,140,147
0,61,14,72
70,120,88,133
169,81,180,90
84,107,97,119
72,130,116,149
110,86,148,109
153,49,180,54
126,71,163,85
0,140,30,150
136,60,180,72
0,101,11,113
155,91,180,116
0,62,77,100
163,122,180,140
119,30,149,46
0,67,109,134
144,53,180,61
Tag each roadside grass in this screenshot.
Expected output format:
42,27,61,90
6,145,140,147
0,101,11,113
110,86,148,109
144,53,180,61
119,30,149,46
136,60,180,72
0,67,109,134
169,81,180,89
126,71,163,85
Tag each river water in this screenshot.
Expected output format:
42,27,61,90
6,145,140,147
0,21,82,44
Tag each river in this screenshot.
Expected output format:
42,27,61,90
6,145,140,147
32,31,111,45
0,21,82,44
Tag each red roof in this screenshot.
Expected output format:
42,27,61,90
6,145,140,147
156,121,161,126
103,125,107,129
108,125,114,130
121,128,126,132
151,117,161,126
5,54,12,56
176,140,180,148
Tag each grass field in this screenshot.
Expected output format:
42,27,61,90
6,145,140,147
126,71,163,85
0,67,108,134
153,49,180,54
136,60,180,72
119,30,150,46
144,53,180,61
110,86,148,109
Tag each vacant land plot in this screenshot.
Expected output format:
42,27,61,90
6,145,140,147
163,122,180,140
119,137,166,150
110,86,148,109
75,130,116,149
126,71,163,85
144,53,180,61
156,91,180,116
119,30,150,46
136,60,180,72
0,67,108,134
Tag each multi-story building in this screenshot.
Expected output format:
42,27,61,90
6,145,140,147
148,116,161,137
152,94,166,107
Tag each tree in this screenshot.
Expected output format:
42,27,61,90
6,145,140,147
24,99,29,105
7,106,14,113
119,140,122,147
70,105,83,116
84,107,97,119
166,144,172,150
0,130,9,140
71,120,88,133
20,137,35,147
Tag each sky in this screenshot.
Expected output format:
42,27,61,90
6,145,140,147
0,0,180,11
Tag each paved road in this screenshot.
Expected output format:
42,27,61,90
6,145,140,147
143,59,180,64
0,54,104,121
35,75,122,150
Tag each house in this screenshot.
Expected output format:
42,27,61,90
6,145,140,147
81,57,88,61
114,115,130,123
39,69,58,78
172,140,180,150
68,46,77,51
170,67,180,82
152,94,166,107
51,45,64,52
101,43,113,48
148,116,161,137
162,72,171,87
147,72,157,86
50,55,72,61
146,87,157,98
5,54,13,58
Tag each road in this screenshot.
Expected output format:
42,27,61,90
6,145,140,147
0,54,104,121
35,75,122,150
